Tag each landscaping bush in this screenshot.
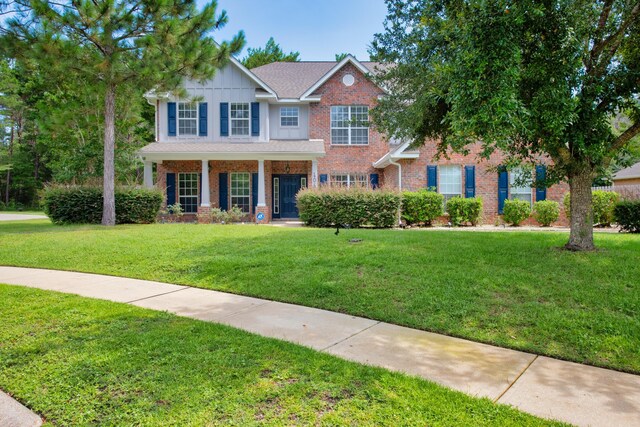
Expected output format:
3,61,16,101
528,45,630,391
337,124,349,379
297,186,401,228
614,200,640,233
43,186,163,225
401,189,444,225
502,199,531,226
533,200,560,226
446,197,483,226
564,190,619,226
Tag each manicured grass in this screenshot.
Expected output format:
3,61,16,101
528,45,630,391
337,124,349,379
0,284,560,426
0,220,639,374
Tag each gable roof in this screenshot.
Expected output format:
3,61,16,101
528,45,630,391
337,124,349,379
614,162,640,180
251,56,383,99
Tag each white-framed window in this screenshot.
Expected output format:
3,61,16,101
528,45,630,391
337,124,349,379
230,103,250,136
178,102,198,136
178,172,198,213
273,177,280,215
330,173,368,188
231,172,251,213
439,165,462,202
510,168,533,205
330,105,369,145
280,107,299,127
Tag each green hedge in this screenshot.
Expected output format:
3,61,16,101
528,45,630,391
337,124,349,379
446,197,483,226
614,200,640,233
533,200,559,226
564,190,618,226
401,190,444,225
44,186,163,225
502,199,531,226
297,187,401,228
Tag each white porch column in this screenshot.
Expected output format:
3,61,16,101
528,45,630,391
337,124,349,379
257,159,266,206
143,161,153,188
201,160,210,207
312,160,318,188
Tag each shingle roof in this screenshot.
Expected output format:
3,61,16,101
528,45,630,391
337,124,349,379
251,61,382,99
614,162,640,180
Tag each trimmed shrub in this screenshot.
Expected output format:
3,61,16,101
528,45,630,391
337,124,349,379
564,190,619,226
43,186,163,225
502,199,531,226
446,197,483,226
297,186,401,228
401,190,444,226
614,200,640,233
533,200,559,226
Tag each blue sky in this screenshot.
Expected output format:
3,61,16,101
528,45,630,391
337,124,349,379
205,0,388,61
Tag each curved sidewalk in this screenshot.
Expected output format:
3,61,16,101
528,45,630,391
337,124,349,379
1,266,639,427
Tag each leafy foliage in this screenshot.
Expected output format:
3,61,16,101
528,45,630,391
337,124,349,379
564,190,619,226
502,199,532,226
401,189,443,225
197,206,246,224
297,187,401,228
614,200,640,232
533,200,560,226
43,186,162,225
446,197,483,226
241,37,300,69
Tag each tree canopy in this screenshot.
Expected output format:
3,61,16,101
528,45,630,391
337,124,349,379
241,37,300,69
371,0,640,250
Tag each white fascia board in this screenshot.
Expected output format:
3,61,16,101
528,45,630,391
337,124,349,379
300,55,374,100
141,152,326,162
229,56,277,97
267,98,320,105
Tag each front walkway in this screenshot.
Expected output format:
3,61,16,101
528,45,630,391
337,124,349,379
0,213,47,222
1,266,639,426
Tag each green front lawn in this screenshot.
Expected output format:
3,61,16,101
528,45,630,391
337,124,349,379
1,220,638,373
0,285,559,426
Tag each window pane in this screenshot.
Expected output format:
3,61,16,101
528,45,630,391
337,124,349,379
230,103,249,118
231,172,250,213
331,106,349,128
178,173,198,213
350,128,369,145
280,107,299,127
331,129,349,144
178,102,197,136
273,177,280,214
330,106,369,145
439,165,462,198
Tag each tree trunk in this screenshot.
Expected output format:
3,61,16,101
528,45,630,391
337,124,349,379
102,83,116,226
5,122,14,204
566,168,595,251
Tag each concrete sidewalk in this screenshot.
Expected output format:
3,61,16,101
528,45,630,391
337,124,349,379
1,267,639,426
0,213,47,222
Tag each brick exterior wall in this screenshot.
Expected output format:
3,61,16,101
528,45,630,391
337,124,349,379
154,61,569,225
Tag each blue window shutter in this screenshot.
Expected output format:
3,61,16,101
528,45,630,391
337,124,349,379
220,103,229,137
251,102,260,136
166,173,176,205
168,102,177,137
369,173,379,189
427,165,438,190
536,165,547,201
252,173,258,213
498,167,508,214
199,103,208,136
465,166,476,198
319,174,328,184
219,173,228,210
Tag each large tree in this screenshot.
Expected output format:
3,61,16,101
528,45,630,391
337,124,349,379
241,36,299,69
371,0,640,250
3,0,244,225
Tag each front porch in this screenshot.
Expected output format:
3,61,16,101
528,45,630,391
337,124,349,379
139,140,325,223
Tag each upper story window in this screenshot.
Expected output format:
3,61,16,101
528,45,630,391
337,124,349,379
178,103,198,136
280,107,299,127
331,105,369,145
439,165,462,202
510,168,532,205
230,103,250,136
330,173,367,188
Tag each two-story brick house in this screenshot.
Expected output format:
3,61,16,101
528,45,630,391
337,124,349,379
139,55,567,224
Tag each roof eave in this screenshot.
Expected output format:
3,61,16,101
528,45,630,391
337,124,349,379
299,55,381,101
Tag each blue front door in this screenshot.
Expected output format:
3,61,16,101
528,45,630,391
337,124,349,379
273,174,305,218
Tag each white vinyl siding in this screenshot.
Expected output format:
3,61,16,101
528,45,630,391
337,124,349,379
439,165,462,202
230,103,250,136
330,173,367,188
178,173,198,213
178,103,197,136
510,168,533,205
331,105,369,145
280,107,299,127
231,172,251,212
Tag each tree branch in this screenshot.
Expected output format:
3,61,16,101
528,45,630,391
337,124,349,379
611,120,640,151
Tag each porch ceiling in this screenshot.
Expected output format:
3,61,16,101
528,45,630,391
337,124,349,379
139,140,325,161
